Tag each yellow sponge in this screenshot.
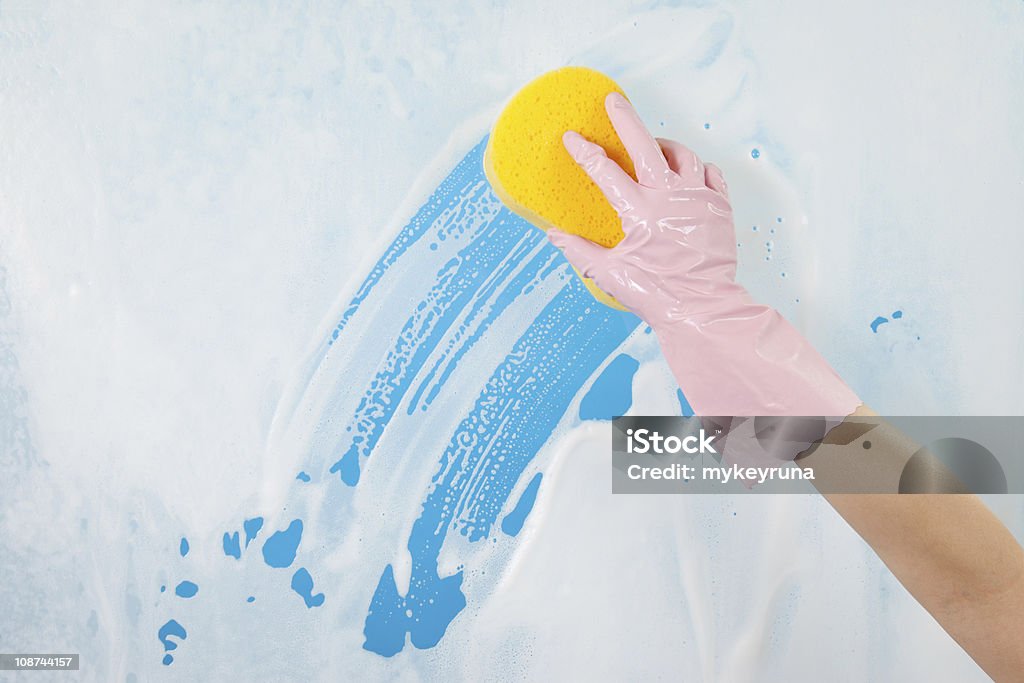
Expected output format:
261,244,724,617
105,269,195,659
483,67,635,310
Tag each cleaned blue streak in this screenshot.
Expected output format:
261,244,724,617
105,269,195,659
363,280,638,656
579,353,640,420
277,140,498,431
222,531,241,560
174,580,198,598
243,517,264,547
301,138,641,657
291,567,326,608
332,138,493,337
263,520,303,569
405,227,561,414
330,211,542,486
501,472,543,537
326,177,532,485
158,618,187,666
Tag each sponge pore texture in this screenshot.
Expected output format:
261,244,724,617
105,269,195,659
484,67,635,251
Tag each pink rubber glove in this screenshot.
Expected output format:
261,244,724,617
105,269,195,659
549,93,861,419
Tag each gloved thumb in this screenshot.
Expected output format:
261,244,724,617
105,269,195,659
546,228,610,281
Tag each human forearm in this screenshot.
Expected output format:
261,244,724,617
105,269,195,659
827,490,1024,681
811,407,1024,680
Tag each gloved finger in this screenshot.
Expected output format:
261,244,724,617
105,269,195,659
604,92,676,190
547,228,612,281
656,137,706,188
563,130,640,216
704,162,729,198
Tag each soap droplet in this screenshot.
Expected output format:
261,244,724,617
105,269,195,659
704,122,711,130
752,225,758,232
781,272,787,278
751,148,761,159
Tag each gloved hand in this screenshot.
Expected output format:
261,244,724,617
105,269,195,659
549,92,861,419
